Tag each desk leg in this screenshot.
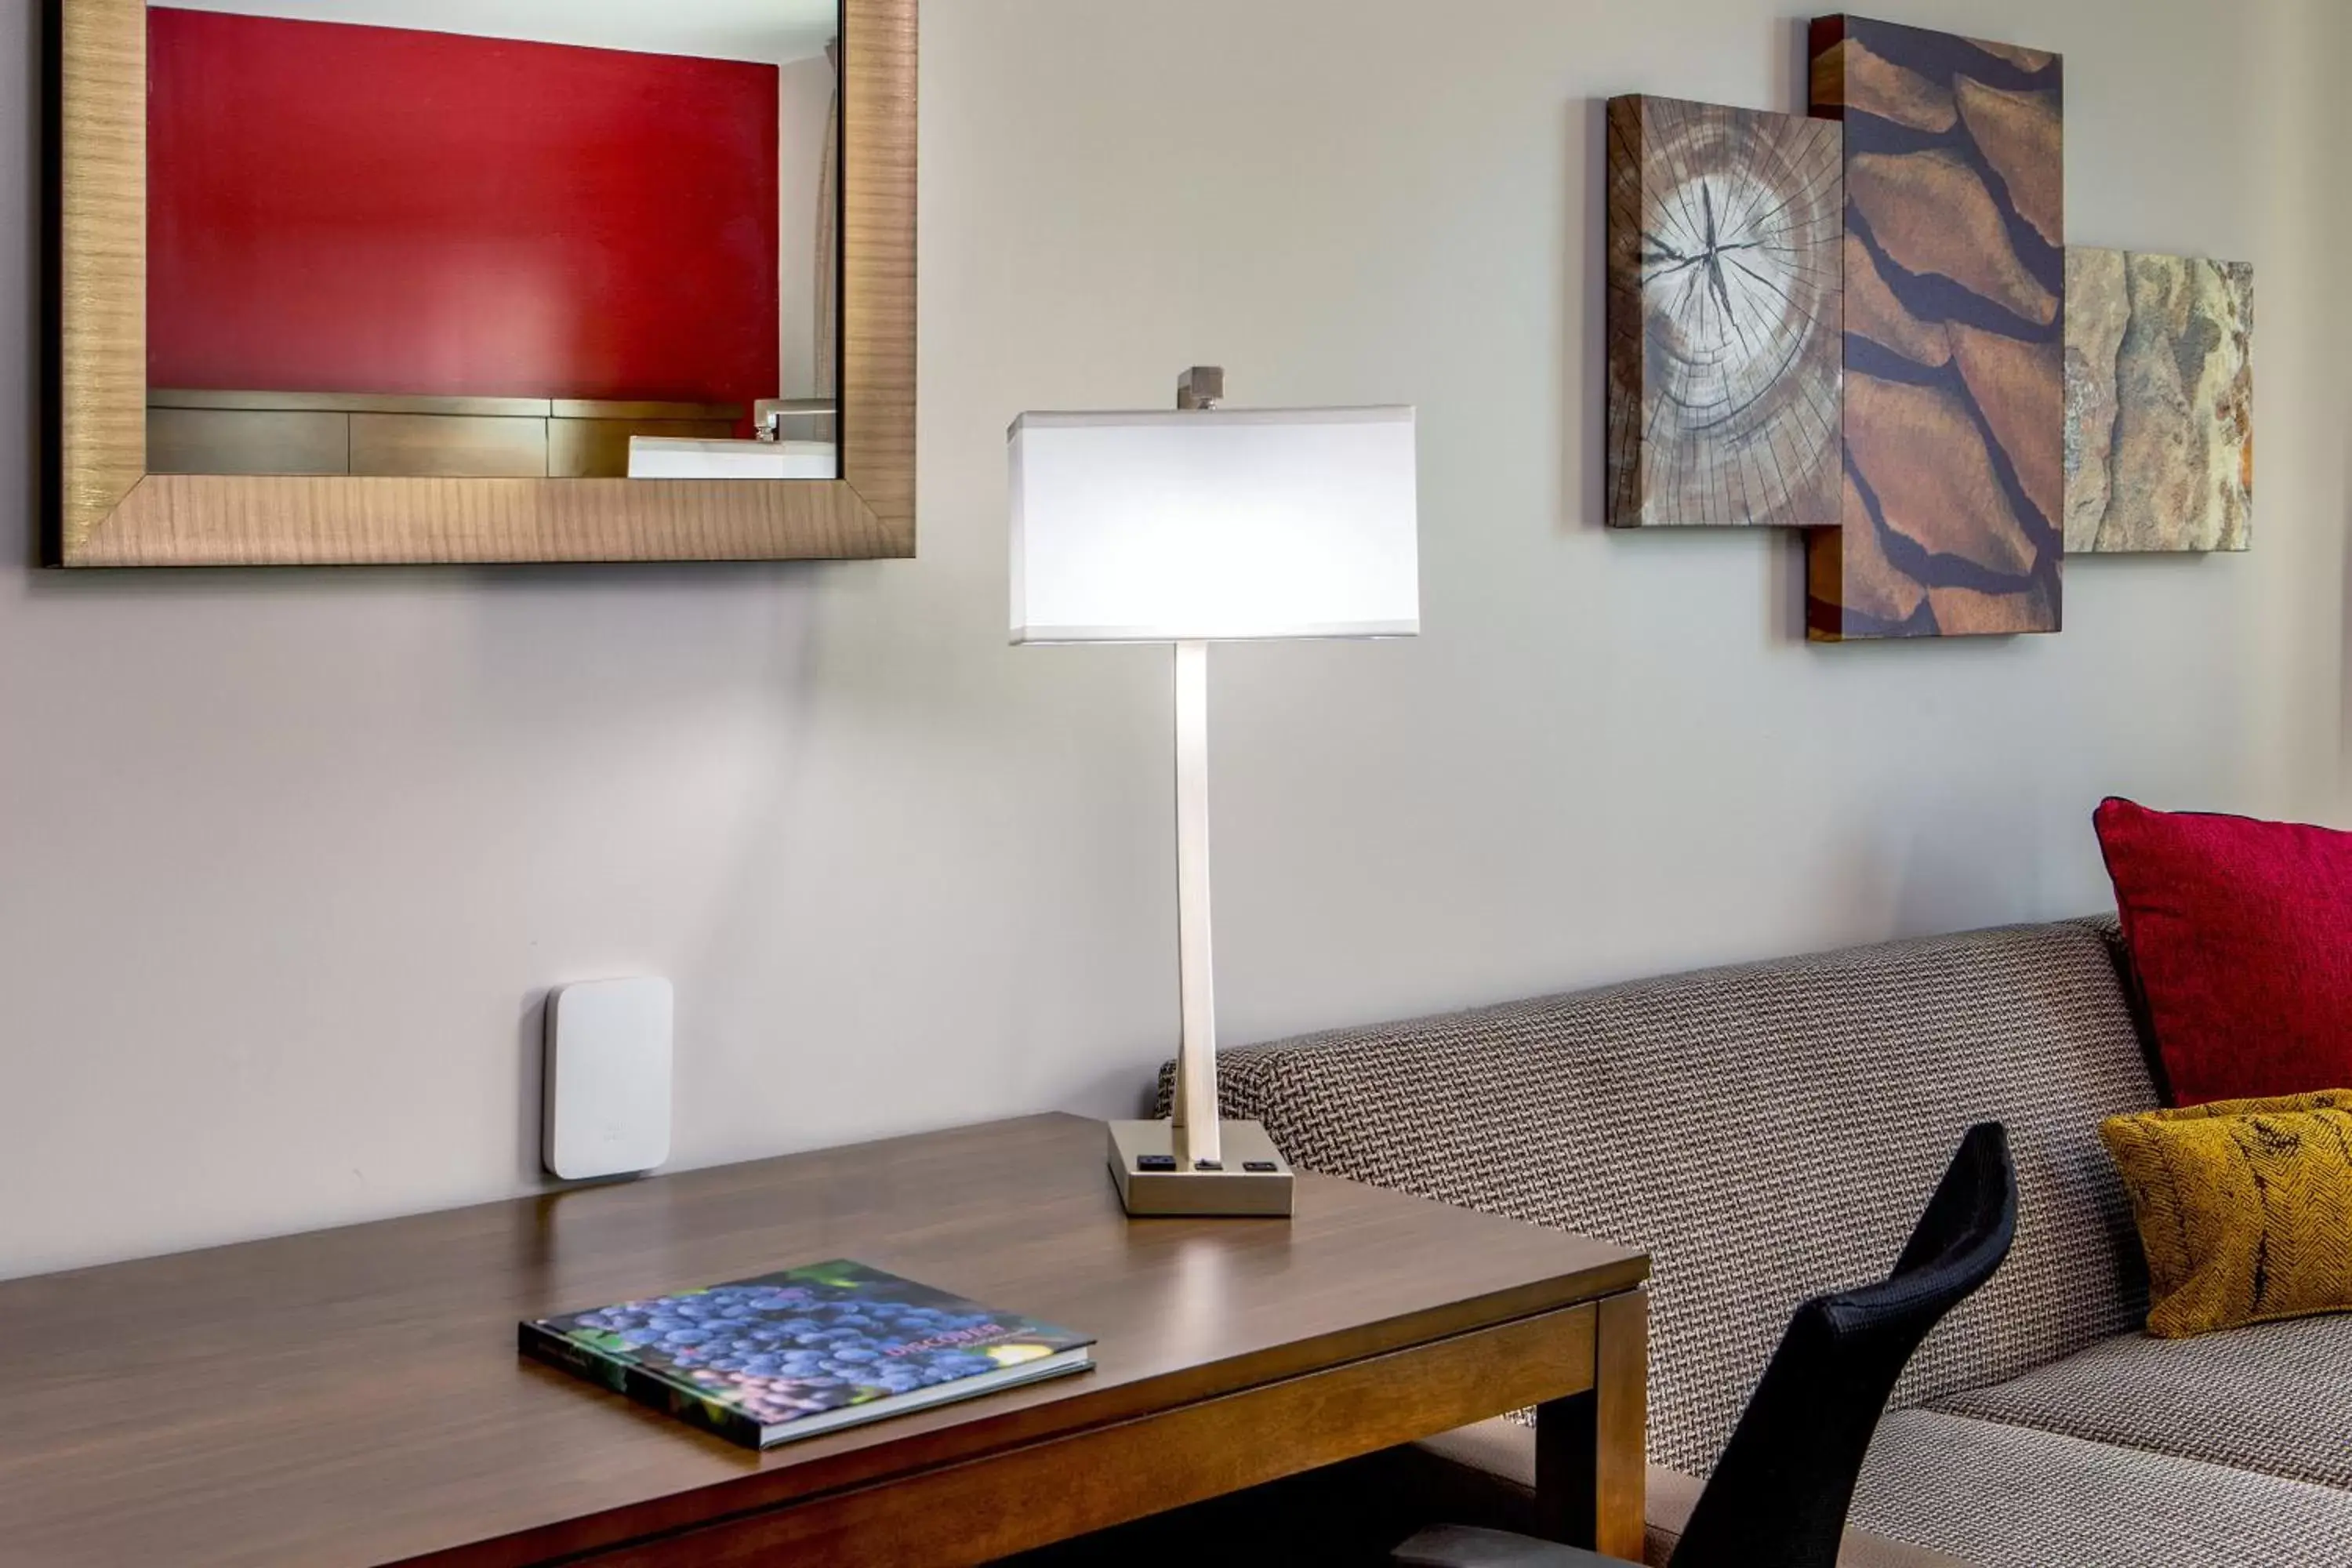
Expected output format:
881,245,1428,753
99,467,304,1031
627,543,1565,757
1534,1287,1648,1558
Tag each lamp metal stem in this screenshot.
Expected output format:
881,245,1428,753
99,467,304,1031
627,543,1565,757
1171,638,1220,1167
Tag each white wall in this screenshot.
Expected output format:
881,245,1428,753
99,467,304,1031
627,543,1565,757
3,0,2347,1279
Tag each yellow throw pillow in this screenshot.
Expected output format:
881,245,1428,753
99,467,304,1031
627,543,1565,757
2100,1091,2352,1339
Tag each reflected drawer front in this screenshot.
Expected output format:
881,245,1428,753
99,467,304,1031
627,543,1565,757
350,414,550,477
148,408,350,476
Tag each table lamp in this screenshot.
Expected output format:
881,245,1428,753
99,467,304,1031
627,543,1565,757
1009,368,1420,1218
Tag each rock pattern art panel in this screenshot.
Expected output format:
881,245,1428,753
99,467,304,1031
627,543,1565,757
1605,95,1844,531
2065,248,2254,554
1807,16,2066,641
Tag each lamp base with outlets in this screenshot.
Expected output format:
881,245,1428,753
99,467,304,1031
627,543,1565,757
1106,1120,1295,1217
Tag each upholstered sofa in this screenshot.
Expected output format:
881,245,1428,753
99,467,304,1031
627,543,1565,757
1181,920,2352,1566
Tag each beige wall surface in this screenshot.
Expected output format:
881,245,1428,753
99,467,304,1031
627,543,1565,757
3,0,2347,1279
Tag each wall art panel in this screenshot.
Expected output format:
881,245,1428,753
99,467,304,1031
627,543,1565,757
1806,16,2066,641
2063,247,2255,554
1605,96,1845,530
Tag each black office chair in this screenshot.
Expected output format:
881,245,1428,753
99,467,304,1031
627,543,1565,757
1396,1123,2018,1568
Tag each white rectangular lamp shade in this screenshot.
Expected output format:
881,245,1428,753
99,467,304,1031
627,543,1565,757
1010,407,1419,643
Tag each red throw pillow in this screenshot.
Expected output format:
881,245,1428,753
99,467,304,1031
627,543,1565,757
2093,798,2352,1105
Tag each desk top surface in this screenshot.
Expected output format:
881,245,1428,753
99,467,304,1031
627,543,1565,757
0,1113,1646,1568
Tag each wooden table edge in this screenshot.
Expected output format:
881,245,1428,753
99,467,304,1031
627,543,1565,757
412,1258,1652,1566
429,1296,1625,1568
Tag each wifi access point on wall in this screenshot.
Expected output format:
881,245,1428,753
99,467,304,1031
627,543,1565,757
542,977,673,1181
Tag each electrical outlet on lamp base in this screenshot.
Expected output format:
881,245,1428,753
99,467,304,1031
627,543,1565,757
1106,1119,1294,1218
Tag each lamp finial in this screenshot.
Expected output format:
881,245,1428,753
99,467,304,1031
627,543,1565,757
1177,366,1225,411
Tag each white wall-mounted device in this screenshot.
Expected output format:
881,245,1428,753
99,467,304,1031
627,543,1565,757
542,978,673,1181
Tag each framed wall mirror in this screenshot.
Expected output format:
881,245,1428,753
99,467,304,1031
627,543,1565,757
47,0,915,566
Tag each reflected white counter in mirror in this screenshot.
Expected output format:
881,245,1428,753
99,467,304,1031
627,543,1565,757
628,437,840,480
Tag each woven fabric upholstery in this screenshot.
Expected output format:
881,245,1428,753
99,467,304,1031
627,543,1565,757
1670,1124,2018,1568
1934,1316,2352,1488
1848,1409,2352,1567
1165,920,2159,1475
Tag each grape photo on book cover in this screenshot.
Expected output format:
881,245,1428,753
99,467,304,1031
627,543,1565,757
531,1260,1091,1435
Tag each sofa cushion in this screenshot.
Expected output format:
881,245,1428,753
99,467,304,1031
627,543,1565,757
1412,1420,1969,1568
2100,1091,2352,1338
1849,1409,2352,1568
1933,1316,2352,1489
2093,797,2352,1103
1196,921,2158,1475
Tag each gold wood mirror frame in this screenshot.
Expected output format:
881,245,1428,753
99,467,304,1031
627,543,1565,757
48,0,916,568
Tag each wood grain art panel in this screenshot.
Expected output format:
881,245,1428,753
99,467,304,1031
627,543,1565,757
2064,248,2254,553
1606,96,1842,529
50,0,916,567
1807,16,2065,640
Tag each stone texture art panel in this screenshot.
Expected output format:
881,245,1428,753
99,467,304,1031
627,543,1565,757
2064,248,2254,554
1807,16,2065,641
1605,96,1844,530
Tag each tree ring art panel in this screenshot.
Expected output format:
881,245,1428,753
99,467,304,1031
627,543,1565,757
1606,95,1844,531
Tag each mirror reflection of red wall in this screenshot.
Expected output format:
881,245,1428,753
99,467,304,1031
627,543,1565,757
147,7,782,420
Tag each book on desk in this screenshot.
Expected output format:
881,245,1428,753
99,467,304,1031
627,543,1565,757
521,1259,1094,1450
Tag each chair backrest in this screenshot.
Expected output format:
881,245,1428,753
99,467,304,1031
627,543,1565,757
1667,1124,2019,1568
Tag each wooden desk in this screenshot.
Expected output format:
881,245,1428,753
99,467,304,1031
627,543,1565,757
0,1114,1648,1566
